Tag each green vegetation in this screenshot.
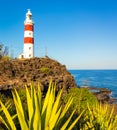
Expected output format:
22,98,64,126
0,81,82,130
62,87,98,129
62,87,117,129
62,87,97,112
0,44,9,60
0,82,117,129
83,103,117,130
40,67,50,74
1,55,10,61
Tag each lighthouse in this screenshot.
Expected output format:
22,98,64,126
23,9,34,58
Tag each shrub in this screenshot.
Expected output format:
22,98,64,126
62,87,117,130
0,92,15,115
0,81,83,130
62,87,98,112
62,87,98,129
40,67,50,74
82,103,117,130
2,56,10,61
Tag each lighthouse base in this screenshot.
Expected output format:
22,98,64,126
23,44,34,58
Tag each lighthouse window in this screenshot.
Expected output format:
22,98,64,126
29,32,31,35
29,54,31,57
29,47,31,50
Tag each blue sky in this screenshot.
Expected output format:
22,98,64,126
0,0,117,69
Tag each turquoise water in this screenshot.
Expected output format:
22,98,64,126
69,70,117,98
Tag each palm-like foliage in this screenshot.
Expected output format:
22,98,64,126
0,81,83,130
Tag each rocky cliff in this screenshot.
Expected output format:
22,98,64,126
0,57,77,94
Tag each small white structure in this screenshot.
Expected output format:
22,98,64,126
19,9,34,59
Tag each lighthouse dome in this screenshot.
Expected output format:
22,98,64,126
24,9,33,24
26,9,32,16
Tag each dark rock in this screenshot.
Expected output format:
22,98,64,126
85,86,116,104
22,78,27,82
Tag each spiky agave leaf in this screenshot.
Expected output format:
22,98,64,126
0,101,16,130
26,86,33,123
67,110,84,130
49,90,63,129
37,83,42,112
32,86,41,130
12,89,28,130
26,85,35,129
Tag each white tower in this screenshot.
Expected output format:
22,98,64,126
24,9,34,58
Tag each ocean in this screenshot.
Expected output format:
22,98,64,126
69,70,117,99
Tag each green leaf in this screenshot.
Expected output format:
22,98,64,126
13,91,28,130
49,106,62,130
45,86,55,127
26,86,33,122
59,97,73,122
42,81,52,114
37,84,42,112
50,90,62,122
0,101,16,130
68,110,84,130
33,87,41,130
60,109,76,130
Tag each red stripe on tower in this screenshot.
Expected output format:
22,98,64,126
24,24,34,31
24,37,34,43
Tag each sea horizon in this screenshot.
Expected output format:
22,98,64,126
69,69,117,71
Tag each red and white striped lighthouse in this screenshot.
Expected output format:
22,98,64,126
24,9,34,58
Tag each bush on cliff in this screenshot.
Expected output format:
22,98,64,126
40,67,50,74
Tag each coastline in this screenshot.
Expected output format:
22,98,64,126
69,69,117,103
81,86,117,104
